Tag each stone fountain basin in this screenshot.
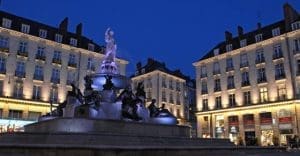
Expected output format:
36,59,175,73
89,73,130,90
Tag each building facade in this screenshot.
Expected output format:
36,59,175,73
131,58,195,125
193,3,300,146
0,11,128,132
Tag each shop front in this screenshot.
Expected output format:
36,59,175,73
260,112,273,146
215,115,224,138
278,109,293,146
202,116,210,138
0,119,35,133
243,114,256,146
228,115,239,144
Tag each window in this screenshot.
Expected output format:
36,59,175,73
275,63,285,80
88,43,95,51
28,111,41,121
70,38,77,46
32,85,41,100
146,90,152,101
67,71,75,85
146,78,152,88
228,94,236,107
255,49,265,63
18,41,27,53
240,39,247,47
257,68,266,83
162,76,167,88
0,57,6,73
39,29,47,38
213,62,220,74
169,79,173,89
13,83,23,99
259,87,268,103
240,53,248,67
169,93,174,103
50,87,58,103
87,57,95,71
36,47,45,60
33,65,43,80
53,51,61,63
241,71,250,86
294,39,300,52
55,34,62,43
272,28,280,37
21,24,30,34
2,18,11,28
297,60,300,75
214,78,221,92
68,54,77,67
273,44,283,59
202,99,208,111
201,80,208,94
0,80,3,96
226,58,234,71
277,85,286,101
176,93,180,105
291,21,300,31
243,91,251,105
162,90,166,102
8,110,23,119
227,75,235,89
215,96,222,109
226,44,232,52
15,62,25,78
51,69,60,84
255,34,263,42
200,66,207,78
176,81,180,91
0,36,9,48
213,48,219,56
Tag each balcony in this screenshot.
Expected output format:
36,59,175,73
52,58,62,65
214,87,221,92
51,77,60,84
227,84,235,90
68,62,77,68
275,74,286,80
240,62,249,68
201,90,208,94
33,74,43,81
0,47,9,53
15,71,25,78
255,57,265,64
228,102,237,108
214,104,222,110
17,51,28,57
241,81,250,87
213,70,221,75
226,66,234,72
273,52,283,60
35,54,46,61
202,106,209,111
257,77,267,84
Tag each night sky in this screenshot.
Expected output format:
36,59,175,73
2,0,300,78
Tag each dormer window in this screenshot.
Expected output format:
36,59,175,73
21,24,30,34
213,48,219,56
88,43,95,51
70,38,77,47
2,18,11,28
272,27,280,37
39,29,47,38
226,44,232,52
240,39,247,47
55,34,62,43
255,34,263,42
292,21,300,31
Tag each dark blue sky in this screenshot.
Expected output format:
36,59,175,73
2,0,300,78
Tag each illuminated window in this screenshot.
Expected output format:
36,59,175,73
202,99,208,111
8,110,23,119
28,111,41,121
2,18,11,28
13,82,23,99
259,87,268,103
39,29,47,38
32,85,41,100
215,96,222,109
228,94,236,107
243,91,251,105
55,34,62,43
21,24,30,34
277,85,286,101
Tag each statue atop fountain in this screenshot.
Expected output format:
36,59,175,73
100,28,118,74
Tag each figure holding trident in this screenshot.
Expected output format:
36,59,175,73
104,27,117,63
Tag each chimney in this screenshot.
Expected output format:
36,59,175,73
136,62,142,70
257,22,262,29
225,31,232,41
237,26,243,36
147,58,154,64
59,17,68,33
76,23,82,36
283,3,299,31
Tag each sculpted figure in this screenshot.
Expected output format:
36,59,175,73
104,28,116,63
